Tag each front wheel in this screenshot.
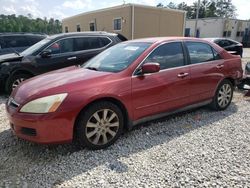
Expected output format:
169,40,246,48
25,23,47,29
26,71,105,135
210,79,233,111
75,101,124,150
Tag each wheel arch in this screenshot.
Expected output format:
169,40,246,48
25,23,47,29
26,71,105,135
73,97,131,140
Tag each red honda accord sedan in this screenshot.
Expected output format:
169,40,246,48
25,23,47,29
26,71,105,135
6,37,243,149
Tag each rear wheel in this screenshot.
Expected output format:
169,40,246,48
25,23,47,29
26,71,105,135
6,74,31,94
210,79,233,111
75,101,124,150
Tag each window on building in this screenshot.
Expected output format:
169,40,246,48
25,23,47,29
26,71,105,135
89,22,96,31
65,26,68,33
223,31,227,37
236,31,240,37
113,18,122,31
227,31,231,37
144,42,184,70
186,42,214,64
76,25,81,32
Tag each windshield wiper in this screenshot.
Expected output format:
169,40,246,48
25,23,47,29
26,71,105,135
85,67,98,71
10,48,20,56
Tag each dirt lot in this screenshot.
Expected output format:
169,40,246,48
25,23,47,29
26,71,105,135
0,49,249,187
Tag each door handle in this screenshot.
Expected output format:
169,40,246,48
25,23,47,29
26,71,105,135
67,56,77,60
216,64,224,69
177,72,189,78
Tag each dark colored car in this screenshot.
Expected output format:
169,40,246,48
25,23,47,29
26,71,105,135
204,38,243,57
0,33,46,55
6,37,243,150
0,32,126,93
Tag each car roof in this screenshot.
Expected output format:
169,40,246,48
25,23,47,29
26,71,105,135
127,37,214,44
0,32,47,36
48,31,118,40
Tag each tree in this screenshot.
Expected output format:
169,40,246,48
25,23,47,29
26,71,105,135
0,14,62,34
156,0,237,19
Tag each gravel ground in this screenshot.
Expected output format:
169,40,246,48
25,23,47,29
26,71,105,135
0,52,250,187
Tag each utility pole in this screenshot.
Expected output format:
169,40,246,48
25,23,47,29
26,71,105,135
194,0,200,37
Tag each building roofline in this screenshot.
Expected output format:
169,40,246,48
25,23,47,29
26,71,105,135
62,3,185,21
186,17,250,22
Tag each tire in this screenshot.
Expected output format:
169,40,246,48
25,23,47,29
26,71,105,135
6,74,31,94
75,101,124,150
210,79,233,111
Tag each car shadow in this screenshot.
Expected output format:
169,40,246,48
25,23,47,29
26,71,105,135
0,102,238,187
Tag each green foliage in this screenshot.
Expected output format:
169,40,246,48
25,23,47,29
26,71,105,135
0,14,62,34
157,0,237,19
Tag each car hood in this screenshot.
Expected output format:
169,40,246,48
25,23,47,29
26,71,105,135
12,66,115,104
0,53,23,63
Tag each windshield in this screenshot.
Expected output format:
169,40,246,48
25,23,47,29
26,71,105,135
83,42,152,73
20,38,51,56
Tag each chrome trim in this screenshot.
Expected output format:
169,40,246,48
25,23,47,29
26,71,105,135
40,36,113,57
132,99,212,126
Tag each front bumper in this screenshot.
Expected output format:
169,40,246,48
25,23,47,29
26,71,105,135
6,104,75,144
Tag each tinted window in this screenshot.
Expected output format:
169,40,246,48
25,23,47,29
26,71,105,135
74,37,103,51
145,42,185,70
3,36,30,48
47,38,74,54
28,36,45,45
100,37,111,46
186,42,214,64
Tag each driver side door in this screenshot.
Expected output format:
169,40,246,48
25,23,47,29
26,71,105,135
131,42,190,121
34,38,78,74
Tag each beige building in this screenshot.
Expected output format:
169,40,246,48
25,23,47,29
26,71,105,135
62,4,186,40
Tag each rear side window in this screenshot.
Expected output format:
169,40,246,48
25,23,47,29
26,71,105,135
144,42,185,70
186,42,214,64
74,37,109,51
47,38,74,55
28,36,45,45
3,36,30,48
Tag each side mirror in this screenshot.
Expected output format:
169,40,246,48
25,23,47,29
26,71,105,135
141,63,160,74
40,50,52,58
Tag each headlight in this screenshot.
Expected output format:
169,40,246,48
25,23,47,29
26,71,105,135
20,93,68,113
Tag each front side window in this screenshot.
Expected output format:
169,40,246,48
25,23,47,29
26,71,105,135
46,38,74,55
144,42,185,70
186,42,214,64
83,42,151,72
114,18,121,31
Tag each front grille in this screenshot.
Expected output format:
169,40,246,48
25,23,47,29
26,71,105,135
21,127,37,136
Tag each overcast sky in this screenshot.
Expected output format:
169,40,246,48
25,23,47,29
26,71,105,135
0,0,249,20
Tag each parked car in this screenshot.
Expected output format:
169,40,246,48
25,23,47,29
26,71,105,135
204,38,243,57
6,37,243,150
0,33,46,55
0,32,126,94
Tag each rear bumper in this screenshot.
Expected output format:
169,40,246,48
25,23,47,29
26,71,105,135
6,105,75,144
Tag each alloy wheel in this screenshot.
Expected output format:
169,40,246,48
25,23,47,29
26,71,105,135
217,83,232,108
85,109,120,145
12,78,25,90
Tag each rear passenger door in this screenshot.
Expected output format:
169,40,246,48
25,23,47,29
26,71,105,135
73,36,112,65
185,41,225,103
